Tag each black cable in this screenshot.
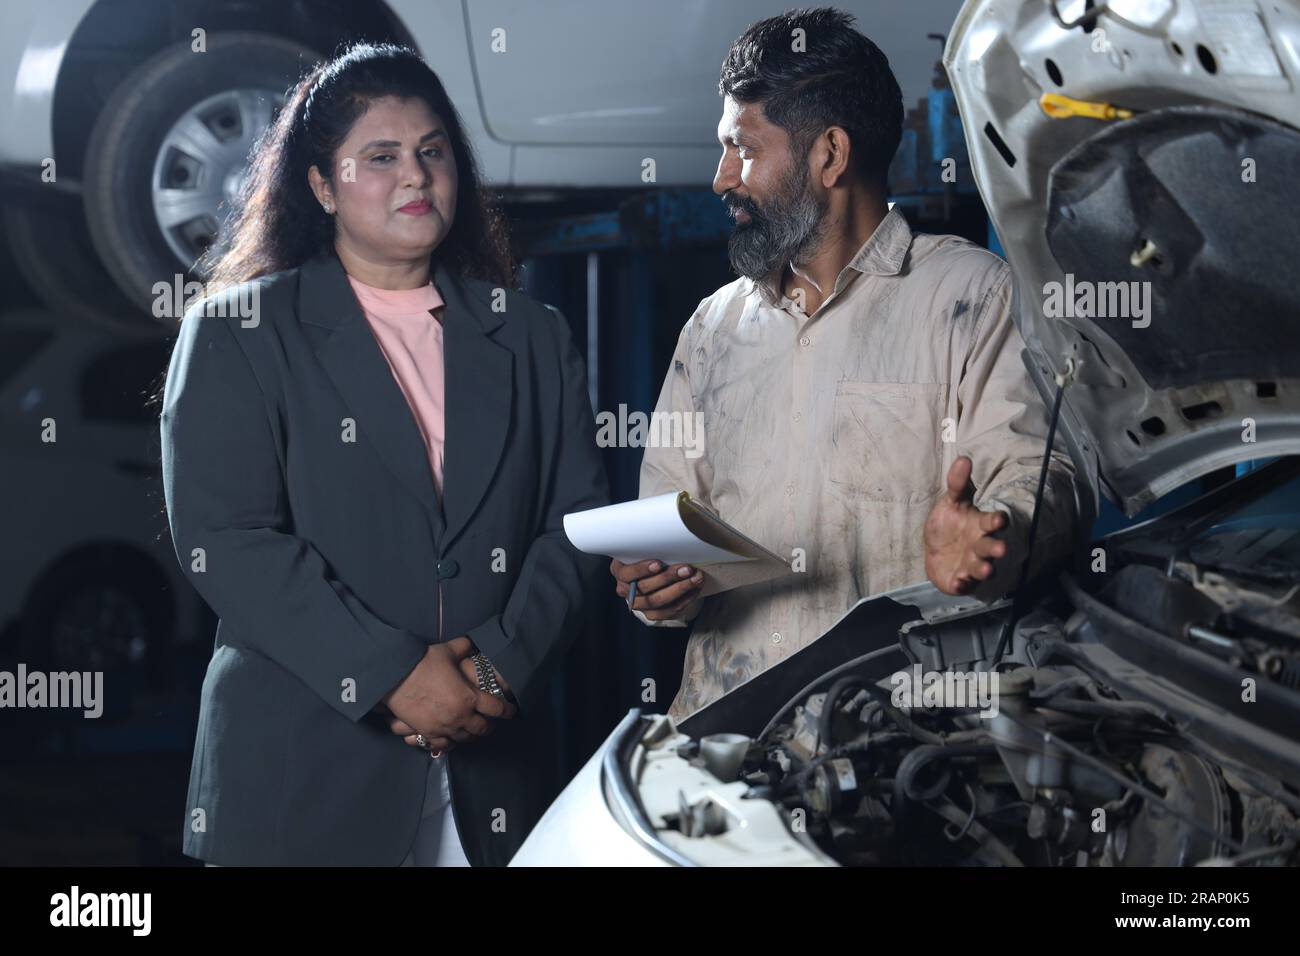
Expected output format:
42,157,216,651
894,743,997,804
757,644,906,742
991,368,1069,666
857,680,947,745
816,676,866,754
926,797,1025,866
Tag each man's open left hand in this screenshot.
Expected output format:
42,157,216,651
923,456,1011,596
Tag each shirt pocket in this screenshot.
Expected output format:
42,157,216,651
829,382,948,504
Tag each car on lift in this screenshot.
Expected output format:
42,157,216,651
512,0,1300,867
0,0,962,332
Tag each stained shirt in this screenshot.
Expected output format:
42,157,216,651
635,207,1082,718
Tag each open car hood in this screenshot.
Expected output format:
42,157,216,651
944,0,1300,514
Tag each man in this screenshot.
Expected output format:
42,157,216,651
610,8,1081,719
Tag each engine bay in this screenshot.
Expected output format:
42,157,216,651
644,485,1300,866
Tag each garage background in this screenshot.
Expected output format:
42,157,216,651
0,0,1223,864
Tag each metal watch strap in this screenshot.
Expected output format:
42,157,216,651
472,653,506,700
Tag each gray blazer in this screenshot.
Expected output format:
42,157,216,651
160,248,610,865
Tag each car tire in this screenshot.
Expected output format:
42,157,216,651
2,189,149,335
82,32,320,318
19,553,176,710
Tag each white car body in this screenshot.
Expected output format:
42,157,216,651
513,584,977,866
0,0,964,188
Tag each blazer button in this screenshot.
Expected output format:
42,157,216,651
436,559,459,580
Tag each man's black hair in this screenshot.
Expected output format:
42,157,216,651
719,7,904,192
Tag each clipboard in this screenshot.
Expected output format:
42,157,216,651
563,491,794,597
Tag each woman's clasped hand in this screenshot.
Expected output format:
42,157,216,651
376,636,516,754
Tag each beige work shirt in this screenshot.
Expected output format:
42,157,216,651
636,207,1081,719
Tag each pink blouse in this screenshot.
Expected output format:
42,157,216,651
347,273,447,501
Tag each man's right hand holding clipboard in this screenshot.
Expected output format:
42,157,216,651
610,559,705,621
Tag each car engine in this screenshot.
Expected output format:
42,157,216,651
709,558,1300,867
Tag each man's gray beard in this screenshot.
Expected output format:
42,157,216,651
727,167,828,282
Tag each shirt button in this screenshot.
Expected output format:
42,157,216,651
800,336,811,347
771,632,783,645
436,559,459,579
792,412,801,422
785,482,795,495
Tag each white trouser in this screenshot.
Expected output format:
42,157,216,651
399,753,470,867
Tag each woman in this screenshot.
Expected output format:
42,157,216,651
160,42,610,866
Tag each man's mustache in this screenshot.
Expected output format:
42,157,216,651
723,193,763,223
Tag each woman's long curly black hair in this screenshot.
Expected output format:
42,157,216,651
200,41,516,293
150,42,515,539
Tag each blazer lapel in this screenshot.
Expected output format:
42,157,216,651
298,250,513,552
435,260,512,550
300,250,446,541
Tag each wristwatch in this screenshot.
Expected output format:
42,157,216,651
471,653,507,701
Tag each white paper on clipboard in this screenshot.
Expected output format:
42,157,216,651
563,491,793,597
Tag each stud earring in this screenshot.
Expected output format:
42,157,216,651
323,201,332,213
